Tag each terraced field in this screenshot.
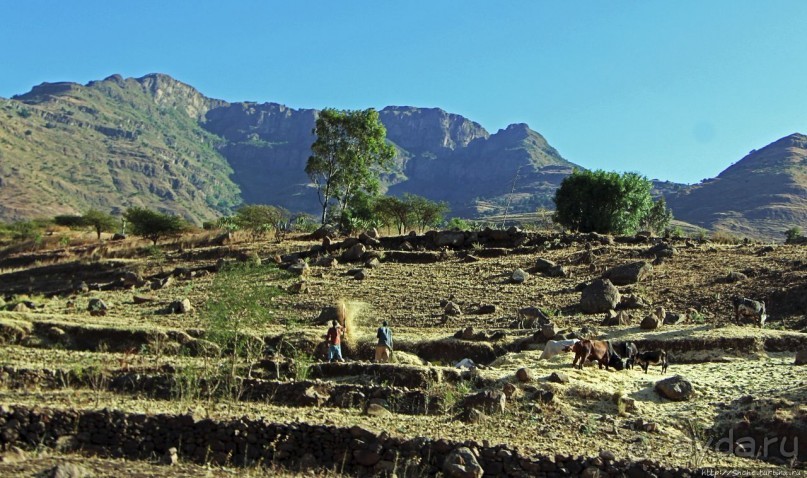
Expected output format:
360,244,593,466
0,229,804,476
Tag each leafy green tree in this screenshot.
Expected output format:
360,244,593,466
306,108,395,224
123,207,189,245
408,194,449,231
640,197,673,235
553,169,654,234
234,204,288,242
82,209,119,240
785,226,803,244
374,195,411,234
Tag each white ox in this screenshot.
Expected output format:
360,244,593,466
538,339,579,360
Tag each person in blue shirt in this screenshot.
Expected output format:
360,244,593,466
375,320,393,363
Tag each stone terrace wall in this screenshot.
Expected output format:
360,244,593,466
0,405,700,477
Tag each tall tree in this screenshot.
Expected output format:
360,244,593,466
306,108,395,224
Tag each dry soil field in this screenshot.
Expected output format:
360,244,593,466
0,228,805,477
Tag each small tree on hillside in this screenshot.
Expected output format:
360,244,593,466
306,108,395,224
123,207,189,245
553,169,655,234
234,204,289,242
82,209,119,240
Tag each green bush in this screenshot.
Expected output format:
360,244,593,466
553,169,663,235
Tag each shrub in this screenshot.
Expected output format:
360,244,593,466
553,169,661,234
123,207,190,245
785,226,803,244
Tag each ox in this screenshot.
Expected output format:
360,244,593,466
539,339,579,360
613,341,639,369
732,297,766,328
634,350,668,374
570,339,612,370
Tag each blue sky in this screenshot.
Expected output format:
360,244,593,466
2,1,806,184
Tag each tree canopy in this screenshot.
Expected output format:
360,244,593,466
123,207,189,245
553,169,669,235
234,204,289,242
306,108,395,225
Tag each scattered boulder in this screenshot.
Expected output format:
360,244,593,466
162,447,179,466
655,375,693,401
288,281,308,294
12,303,30,313
313,255,338,268
602,261,653,286
87,298,108,315
580,279,621,314
444,301,462,316
358,232,381,247
601,310,632,326
541,323,557,339
516,368,533,383
353,270,367,280
795,350,807,365
341,243,367,262
461,408,486,424
168,299,193,314
287,261,310,276
364,257,380,269
133,295,157,304
724,271,748,283
535,258,567,277
619,293,648,309
502,382,517,398
640,307,665,330
50,463,91,478
663,312,686,325
511,268,529,284
443,447,484,478
548,372,569,384
475,304,496,315
151,276,174,290
310,224,338,240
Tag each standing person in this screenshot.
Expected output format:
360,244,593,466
325,319,344,362
375,320,393,363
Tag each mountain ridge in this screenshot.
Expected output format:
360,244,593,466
1,73,805,241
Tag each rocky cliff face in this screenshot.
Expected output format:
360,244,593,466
668,133,807,240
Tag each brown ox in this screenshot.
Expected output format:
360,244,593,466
570,339,612,370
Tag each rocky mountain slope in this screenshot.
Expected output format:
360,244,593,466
1,73,805,240
0,74,577,222
668,133,807,241
0,74,240,223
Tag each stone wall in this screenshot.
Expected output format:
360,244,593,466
0,405,697,477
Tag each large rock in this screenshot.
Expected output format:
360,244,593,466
341,243,367,262
443,447,484,478
511,268,529,284
602,261,653,286
580,279,621,314
640,307,666,330
655,375,693,401
444,301,463,316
